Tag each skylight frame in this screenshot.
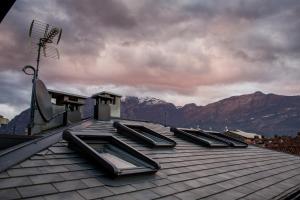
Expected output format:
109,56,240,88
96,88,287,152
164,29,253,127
113,122,176,148
171,128,231,148
205,131,248,148
63,130,160,177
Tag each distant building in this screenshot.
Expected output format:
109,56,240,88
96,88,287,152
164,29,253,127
0,115,9,127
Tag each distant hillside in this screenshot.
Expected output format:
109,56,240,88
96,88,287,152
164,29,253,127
1,91,300,136
122,92,300,136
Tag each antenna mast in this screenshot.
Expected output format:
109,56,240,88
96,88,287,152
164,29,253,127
23,19,62,135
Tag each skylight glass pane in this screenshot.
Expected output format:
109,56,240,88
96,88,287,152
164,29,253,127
100,153,137,169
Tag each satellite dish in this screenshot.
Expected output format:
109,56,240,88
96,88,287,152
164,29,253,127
35,79,53,121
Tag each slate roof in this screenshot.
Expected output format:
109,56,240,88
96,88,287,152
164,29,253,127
1,119,300,200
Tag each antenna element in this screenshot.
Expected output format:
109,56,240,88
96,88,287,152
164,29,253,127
24,19,63,135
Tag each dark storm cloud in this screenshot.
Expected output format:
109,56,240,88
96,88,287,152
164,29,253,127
0,71,31,106
1,0,300,118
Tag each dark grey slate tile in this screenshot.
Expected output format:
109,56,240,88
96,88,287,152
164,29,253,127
78,186,113,199
169,182,193,192
59,170,101,180
7,167,40,177
106,185,136,195
175,190,199,200
47,158,84,165
38,165,69,173
157,195,181,200
53,180,88,192
17,184,57,198
183,179,206,189
131,181,156,190
43,191,85,200
49,147,74,154
103,193,136,200
0,176,32,189
206,189,246,200
192,184,226,199
30,174,64,184
151,185,177,196
24,197,46,200
0,188,21,200
20,160,49,168
130,190,161,200
64,163,93,171
81,177,104,187
151,178,171,186
0,171,9,178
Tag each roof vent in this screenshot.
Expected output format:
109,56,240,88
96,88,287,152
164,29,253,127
114,122,176,148
63,130,160,177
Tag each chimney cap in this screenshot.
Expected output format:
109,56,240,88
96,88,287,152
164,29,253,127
92,91,122,98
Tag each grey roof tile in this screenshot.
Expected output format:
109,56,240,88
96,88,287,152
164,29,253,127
53,180,88,192
106,185,136,194
0,171,9,178
0,188,21,200
81,177,104,187
7,167,40,177
17,184,57,198
64,163,93,171
43,191,85,200
38,165,69,174
78,186,113,199
175,190,199,200
183,179,206,189
169,182,193,192
30,174,64,184
20,159,49,168
151,185,177,196
59,169,102,180
151,178,171,186
0,176,32,189
103,193,136,200
129,190,161,200
24,196,46,200
49,147,74,154
130,181,156,190
156,195,181,200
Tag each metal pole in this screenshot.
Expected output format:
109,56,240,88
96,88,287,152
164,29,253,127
27,40,42,135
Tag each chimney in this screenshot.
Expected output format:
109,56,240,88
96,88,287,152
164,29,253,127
92,91,122,121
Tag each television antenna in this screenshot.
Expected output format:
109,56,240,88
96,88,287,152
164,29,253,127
23,19,62,135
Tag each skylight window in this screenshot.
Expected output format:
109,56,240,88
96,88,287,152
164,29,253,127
63,131,160,176
171,128,248,148
206,131,248,148
113,122,176,148
100,153,137,169
171,128,230,148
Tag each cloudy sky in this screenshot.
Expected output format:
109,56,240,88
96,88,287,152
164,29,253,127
1,0,300,119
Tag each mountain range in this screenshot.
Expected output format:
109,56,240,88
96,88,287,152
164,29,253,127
121,91,300,136
1,91,300,136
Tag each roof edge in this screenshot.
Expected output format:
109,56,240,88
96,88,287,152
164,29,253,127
0,119,93,173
